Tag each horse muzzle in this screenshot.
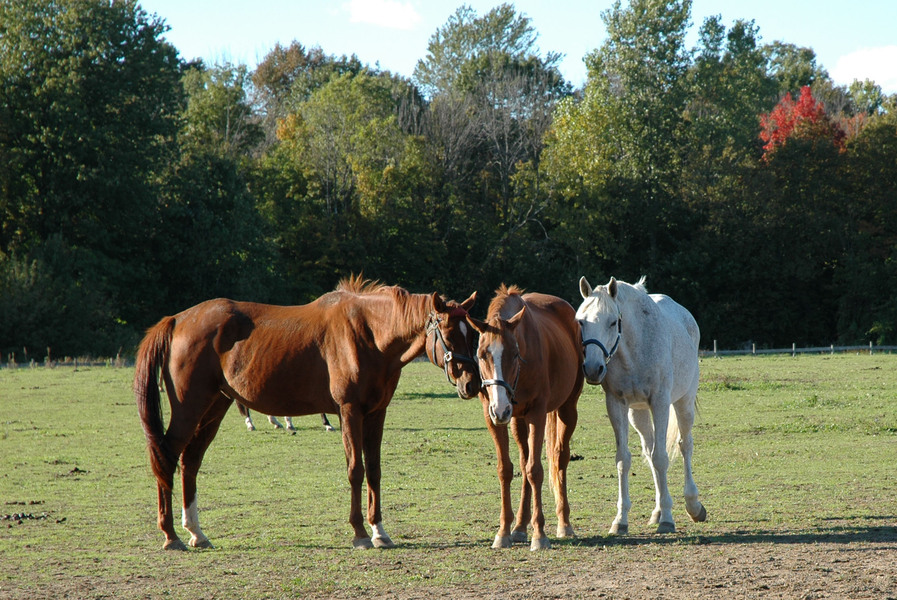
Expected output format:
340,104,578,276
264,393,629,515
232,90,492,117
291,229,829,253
488,402,513,426
456,375,481,399
583,360,607,385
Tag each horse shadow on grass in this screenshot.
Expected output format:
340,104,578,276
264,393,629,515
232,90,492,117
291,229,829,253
560,515,897,549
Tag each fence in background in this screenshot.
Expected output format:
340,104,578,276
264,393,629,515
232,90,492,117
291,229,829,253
702,341,897,358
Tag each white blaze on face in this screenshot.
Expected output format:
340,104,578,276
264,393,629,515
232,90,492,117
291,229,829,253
486,340,513,424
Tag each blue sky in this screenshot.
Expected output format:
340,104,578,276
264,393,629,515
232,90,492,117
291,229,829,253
138,0,897,94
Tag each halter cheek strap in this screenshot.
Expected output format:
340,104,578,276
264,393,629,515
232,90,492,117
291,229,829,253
582,316,622,362
426,311,478,386
481,355,524,405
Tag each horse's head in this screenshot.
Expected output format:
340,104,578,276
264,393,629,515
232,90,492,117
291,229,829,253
466,307,526,426
576,276,623,385
427,292,481,398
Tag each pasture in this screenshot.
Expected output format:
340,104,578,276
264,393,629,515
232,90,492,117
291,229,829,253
0,355,895,599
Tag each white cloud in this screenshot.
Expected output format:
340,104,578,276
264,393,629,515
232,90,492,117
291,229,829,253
830,46,897,94
342,0,422,31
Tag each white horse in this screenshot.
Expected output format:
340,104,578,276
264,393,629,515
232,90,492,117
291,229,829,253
576,276,706,535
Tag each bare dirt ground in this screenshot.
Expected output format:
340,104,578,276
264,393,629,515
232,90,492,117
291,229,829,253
2,521,894,599
405,528,897,600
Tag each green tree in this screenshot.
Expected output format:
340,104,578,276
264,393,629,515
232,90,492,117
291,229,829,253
0,0,182,355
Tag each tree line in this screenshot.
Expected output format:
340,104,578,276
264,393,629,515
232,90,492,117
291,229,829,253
1,0,896,358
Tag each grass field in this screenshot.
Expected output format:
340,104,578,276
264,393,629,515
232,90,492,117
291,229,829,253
1,354,895,599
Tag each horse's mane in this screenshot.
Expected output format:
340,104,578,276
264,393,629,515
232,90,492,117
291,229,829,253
631,276,648,294
488,283,526,321
333,274,429,335
336,274,386,294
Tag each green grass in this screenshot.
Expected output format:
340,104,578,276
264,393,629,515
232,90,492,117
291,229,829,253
0,355,895,598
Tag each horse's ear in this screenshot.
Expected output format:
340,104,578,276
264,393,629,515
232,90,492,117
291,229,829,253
579,276,592,299
460,291,477,311
466,315,488,335
432,292,446,313
608,277,618,298
507,307,526,329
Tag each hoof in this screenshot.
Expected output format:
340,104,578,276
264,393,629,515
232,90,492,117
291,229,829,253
530,536,551,551
246,425,255,432
689,505,707,523
608,523,628,536
352,537,374,549
372,535,395,549
656,521,676,534
189,538,214,549
510,530,528,544
162,538,188,551
557,524,575,538
648,510,662,526
325,425,335,432
492,534,512,549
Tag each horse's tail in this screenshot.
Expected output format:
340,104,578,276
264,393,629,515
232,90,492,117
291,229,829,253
134,316,177,491
666,404,681,460
545,410,562,501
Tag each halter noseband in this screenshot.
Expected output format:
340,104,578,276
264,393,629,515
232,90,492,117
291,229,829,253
481,354,524,405
426,310,478,386
582,316,622,363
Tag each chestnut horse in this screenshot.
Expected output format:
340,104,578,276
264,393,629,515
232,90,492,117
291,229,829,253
134,277,478,551
466,285,583,550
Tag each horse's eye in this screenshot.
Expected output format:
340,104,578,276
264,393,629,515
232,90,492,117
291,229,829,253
609,320,618,329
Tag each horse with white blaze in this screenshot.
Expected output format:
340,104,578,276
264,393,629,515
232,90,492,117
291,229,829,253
576,276,707,535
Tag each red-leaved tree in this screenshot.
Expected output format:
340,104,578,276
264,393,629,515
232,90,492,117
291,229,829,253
759,86,846,160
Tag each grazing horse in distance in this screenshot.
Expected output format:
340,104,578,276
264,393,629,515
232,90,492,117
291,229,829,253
576,276,707,535
235,403,335,432
134,276,479,551
466,285,583,551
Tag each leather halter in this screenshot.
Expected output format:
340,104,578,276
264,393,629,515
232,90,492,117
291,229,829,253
582,316,622,363
426,310,478,386
481,353,524,405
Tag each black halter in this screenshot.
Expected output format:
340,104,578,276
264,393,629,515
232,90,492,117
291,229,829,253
582,316,622,362
426,311,478,386
481,353,524,405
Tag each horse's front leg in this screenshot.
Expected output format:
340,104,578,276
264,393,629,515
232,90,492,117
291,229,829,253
510,416,531,544
339,403,372,549
606,395,632,535
524,413,550,551
484,402,515,549
362,408,393,548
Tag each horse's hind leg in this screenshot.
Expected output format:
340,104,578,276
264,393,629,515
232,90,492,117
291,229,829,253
675,394,706,523
158,482,187,550
552,402,578,539
236,402,255,431
322,413,335,431
180,393,232,549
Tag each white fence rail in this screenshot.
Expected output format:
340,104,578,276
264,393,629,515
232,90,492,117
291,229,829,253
701,341,897,358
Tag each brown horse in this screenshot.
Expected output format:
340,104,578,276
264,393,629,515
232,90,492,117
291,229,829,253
466,285,584,550
134,276,478,551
